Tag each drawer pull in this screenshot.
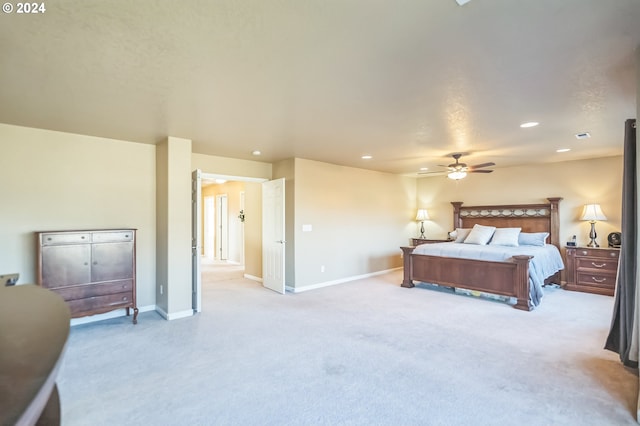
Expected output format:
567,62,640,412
591,262,606,268
611,253,618,257
581,251,588,255
592,277,607,283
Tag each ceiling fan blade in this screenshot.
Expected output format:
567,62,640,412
469,162,496,169
470,169,493,173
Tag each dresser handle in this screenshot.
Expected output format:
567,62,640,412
591,262,606,268
581,251,588,255
610,252,617,257
592,277,607,283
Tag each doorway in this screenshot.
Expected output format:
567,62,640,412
193,173,271,310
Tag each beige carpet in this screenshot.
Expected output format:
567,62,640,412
57,270,639,425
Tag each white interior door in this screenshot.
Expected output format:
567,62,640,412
216,194,229,260
262,178,285,294
191,169,202,313
240,191,245,265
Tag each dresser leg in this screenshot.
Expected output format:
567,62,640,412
133,307,139,324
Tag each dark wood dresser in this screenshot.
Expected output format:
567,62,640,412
565,246,619,296
36,229,138,323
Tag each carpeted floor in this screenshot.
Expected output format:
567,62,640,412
57,268,639,425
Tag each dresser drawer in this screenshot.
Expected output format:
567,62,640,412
67,292,133,316
575,248,619,260
52,279,133,301
576,257,618,272
92,231,134,243
41,232,91,245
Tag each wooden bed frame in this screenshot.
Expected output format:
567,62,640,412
401,197,562,311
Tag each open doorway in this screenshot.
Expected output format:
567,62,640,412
195,172,268,306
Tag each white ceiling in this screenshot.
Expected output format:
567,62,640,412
1,0,639,175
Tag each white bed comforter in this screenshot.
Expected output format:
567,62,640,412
412,242,565,306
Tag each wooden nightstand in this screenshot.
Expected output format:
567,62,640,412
411,238,452,246
565,246,619,296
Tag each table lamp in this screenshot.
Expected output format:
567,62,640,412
415,209,429,239
580,204,607,247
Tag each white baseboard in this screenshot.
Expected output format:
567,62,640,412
70,304,156,326
155,306,194,320
244,274,263,282
289,267,402,293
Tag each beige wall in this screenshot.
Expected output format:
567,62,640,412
156,137,193,317
192,153,271,180
242,181,263,278
0,123,157,308
292,158,416,289
416,156,623,248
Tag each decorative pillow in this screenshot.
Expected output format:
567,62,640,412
489,227,521,247
518,232,549,246
463,224,496,245
454,228,472,243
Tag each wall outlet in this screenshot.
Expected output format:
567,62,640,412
320,265,325,273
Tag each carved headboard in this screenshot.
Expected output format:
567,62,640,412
451,197,562,249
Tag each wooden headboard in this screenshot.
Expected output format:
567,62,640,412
451,197,562,249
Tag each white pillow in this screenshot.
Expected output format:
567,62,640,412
489,227,521,247
463,224,496,245
518,232,549,246
454,228,472,243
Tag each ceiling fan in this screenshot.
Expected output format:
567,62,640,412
419,153,495,180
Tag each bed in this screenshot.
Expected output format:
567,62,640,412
400,198,564,310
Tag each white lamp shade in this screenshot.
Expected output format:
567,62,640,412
580,204,607,221
415,209,430,221
447,171,467,180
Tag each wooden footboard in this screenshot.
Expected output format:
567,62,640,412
401,246,534,310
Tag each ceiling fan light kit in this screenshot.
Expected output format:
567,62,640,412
448,170,467,180
439,153,495,180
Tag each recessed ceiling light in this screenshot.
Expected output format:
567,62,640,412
556,148,571,153
520,122,539,128
575,132,591,139
215,179,227,184
251,150,261,156
361,155,373,160
420,167,429,171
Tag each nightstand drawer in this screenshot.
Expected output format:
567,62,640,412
575,271,616,295
576,257,618,272
576,271,616,288
575,248,619,260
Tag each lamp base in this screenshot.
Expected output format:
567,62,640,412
587,221,599,248
419,221,425,239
